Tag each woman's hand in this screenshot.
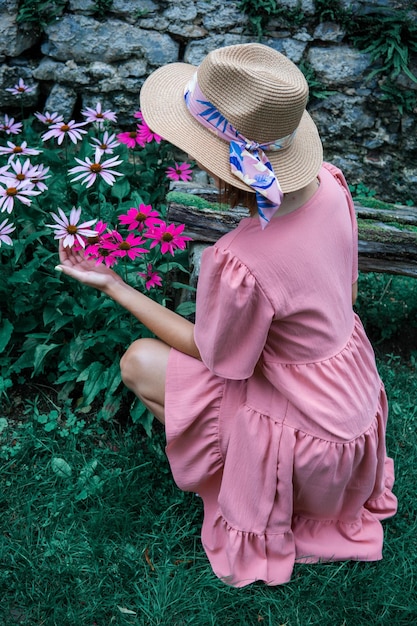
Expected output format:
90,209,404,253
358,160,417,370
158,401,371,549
55,242,124,292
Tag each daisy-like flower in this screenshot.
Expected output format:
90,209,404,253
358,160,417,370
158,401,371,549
0,115,22,135
118,204,160,231
84,226,120,266
145,221,192,256
81,102,117,125
0,158,38,186
166,162,193,182
6,78,35,95
116,129,142,149
29,163,51,192
46,206,97,248
0,217,15,246
102,231,148,261
0,178,41,214
69,148,124,188
90,130,119,156
41,119,88,145
136,120,163,146
133,111,143,121
138,263,163,290
0,140,41,162
34,111,64,125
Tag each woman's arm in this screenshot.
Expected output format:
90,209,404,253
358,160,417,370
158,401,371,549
56,243,200,359
352,280,358,306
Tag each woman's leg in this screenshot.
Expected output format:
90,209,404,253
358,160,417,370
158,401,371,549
120,338,170,424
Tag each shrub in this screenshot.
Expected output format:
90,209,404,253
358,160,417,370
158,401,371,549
0,80,195,432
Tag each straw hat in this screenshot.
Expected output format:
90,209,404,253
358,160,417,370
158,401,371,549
140,43,323,194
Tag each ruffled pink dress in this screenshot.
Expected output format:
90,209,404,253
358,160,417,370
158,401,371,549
165,163,397,587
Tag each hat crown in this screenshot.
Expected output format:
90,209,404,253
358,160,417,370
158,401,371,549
197,44,309,145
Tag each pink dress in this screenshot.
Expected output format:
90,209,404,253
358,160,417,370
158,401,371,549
165,162,397,587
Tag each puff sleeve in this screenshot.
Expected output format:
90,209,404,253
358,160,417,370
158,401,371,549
323,162,358,284
194,246,274,380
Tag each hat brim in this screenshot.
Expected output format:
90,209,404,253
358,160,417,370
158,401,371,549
140,62,323,194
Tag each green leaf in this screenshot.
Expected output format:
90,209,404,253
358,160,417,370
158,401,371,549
33,343,61,374
111,178,131,200
175,301,196,316
0,320,13,352
130,398,153,436
51,457,73,479
77,361,106,406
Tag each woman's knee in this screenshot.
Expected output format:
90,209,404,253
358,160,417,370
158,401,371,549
120,338,153,386
120,338,169,394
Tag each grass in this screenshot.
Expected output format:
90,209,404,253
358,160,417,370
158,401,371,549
1,276,417,625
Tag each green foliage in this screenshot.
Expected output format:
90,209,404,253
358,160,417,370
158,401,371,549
299,60,336,101
92,0,113,18
16,0,68,28
0,101,194,432
314,0,351,26
347,8,417,84
355,272,417,343
239,0,304,40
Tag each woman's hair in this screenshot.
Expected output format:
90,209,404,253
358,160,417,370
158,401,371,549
218,180,258,216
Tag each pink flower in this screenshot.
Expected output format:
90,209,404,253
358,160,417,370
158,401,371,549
86,231,120,267
29,163,51,192
46,206,97,248
138,263,163,290
118,204,160,231
0,115,22,135
81,102,117,125
90,130,119,155
69,149,124,187
0,178,41,213
41,120,88,145
136,120,163,147
6,78,35,95
0,140,41,162
0,217,15,246
133,111,143,121
34,111,64,125
116,129,142,149
145,221,192,256
166,162,193,182
102,231,148,261
0,158,38,187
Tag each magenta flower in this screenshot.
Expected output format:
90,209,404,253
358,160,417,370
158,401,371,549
145,221,192,256
46,207,97,248
166,162,193,182
0,179,40,213
0,141,41,162
41,120,88,145
133,111,143,121
29,163,51,192
116,129,142,149
0,217,15,246
136,120,163,146
82,102,117,125
86,231,120,267
102,231,148,261
138,263,163,290
34,111,64,125
90,130,119,155
69,149,123,188
6,78,35,95
0,115,22,135
118,204,160,231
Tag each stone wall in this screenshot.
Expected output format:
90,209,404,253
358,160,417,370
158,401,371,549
0,0,416,203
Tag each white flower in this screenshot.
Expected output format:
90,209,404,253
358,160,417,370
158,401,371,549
46,206,97,248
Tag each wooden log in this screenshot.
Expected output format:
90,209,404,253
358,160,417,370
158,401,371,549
167,189,417,278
